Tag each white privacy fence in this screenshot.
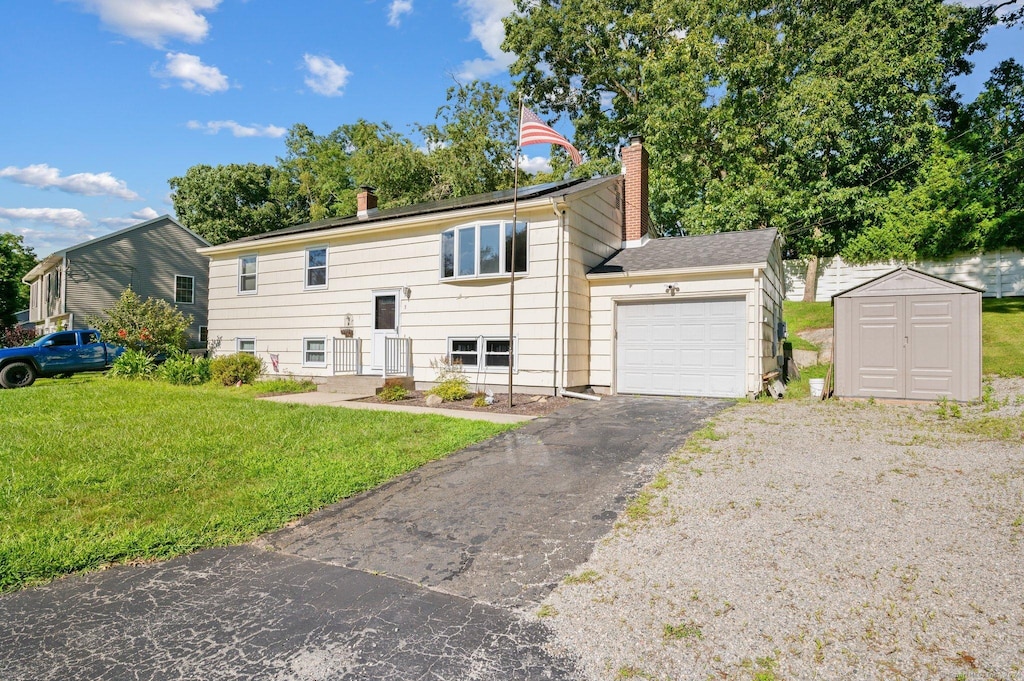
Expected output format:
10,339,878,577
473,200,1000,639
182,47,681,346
785,251,1024,301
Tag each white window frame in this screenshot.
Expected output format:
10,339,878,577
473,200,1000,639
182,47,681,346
302,336,328,367
238,254,258,295
174,275,195,305
304,246,328,291
446,335,517,373
439,220,528,281
236,337,256,355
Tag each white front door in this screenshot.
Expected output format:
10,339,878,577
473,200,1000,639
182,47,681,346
371,290,400,372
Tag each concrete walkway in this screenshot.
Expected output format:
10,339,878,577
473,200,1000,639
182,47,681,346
259,390,535,424
0,396,730,680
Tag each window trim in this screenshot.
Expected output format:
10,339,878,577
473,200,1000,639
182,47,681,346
174,274,195,305
304,245,329,291
446,335,517,373
440,220,528,281
199,326,208,344
236,337,256,355
238,254,258,295
302,336,328,368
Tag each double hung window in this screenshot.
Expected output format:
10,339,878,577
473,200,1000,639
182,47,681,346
238,255,257,293
305,247,327,289
303,337,327,367
175,275,194,304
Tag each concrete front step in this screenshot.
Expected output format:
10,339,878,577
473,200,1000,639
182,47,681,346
318,374,414,394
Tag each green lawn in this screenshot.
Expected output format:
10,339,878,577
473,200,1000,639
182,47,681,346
0,376,512,591
982,298,1024,377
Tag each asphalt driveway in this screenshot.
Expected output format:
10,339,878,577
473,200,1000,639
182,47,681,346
0,396,728,680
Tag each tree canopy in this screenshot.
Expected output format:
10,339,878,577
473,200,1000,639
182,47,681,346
505,0,1022,297
0,233,37,327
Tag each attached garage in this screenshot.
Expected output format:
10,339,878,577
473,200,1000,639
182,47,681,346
587,229,785,399
617,298,747,397
833,267,982,402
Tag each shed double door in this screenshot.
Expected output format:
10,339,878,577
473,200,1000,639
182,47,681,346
849,294,960,400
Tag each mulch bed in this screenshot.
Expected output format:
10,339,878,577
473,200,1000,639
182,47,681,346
359,390,576,417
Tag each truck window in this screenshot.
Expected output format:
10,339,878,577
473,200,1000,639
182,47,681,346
81,331,99,344
50,332,78,346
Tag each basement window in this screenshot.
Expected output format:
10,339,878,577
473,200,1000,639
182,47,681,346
447,336,516,371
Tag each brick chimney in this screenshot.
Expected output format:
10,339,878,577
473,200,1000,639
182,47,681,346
357,186,378,220
621,136,650,246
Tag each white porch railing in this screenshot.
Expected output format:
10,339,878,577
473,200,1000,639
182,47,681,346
333,337,362,375
384,337,412,377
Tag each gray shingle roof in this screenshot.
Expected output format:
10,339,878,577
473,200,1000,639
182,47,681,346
590,228,778,275
231,177,610,244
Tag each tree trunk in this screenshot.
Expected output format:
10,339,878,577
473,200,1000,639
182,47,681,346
803,254,819,302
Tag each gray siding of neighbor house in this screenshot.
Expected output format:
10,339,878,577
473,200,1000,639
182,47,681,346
65,218,209,340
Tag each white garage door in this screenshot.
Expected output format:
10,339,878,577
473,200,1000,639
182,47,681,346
616,298,747,398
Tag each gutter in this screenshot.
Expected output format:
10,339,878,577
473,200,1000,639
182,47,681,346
586,262,768,281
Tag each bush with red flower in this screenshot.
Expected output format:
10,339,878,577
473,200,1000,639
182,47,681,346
90,288,193,356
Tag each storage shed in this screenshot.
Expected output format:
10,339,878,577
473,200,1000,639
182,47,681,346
833,267,982,402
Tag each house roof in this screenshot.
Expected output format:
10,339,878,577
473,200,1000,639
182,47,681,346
227,176,604,245
590,228,778,276
24,215,209,281
832,265,985,300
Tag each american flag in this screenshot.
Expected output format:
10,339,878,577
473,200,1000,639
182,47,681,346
519,106,582,165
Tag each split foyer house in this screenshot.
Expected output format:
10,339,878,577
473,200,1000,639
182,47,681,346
23,215,211,342
200,138,785,398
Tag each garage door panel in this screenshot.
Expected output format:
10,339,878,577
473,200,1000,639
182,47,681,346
616,298,746,398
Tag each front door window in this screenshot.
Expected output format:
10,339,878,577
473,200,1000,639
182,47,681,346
375,295,396,330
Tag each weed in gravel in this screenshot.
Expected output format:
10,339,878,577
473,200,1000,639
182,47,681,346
615,667,655,680
649,472,670,490
663,621,703,640
537,604,557,618
955,415,1024,442
564,569,602,585
623,491,655,523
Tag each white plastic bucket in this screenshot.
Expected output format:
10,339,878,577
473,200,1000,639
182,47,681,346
809,378,825,398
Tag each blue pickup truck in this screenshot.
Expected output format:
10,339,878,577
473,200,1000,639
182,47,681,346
0,329,125,389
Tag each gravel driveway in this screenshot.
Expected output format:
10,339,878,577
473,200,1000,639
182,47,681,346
542,378,1024,681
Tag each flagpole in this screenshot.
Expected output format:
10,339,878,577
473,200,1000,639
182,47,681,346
508,97,524,408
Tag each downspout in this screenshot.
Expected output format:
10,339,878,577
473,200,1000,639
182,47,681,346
550,197,567,396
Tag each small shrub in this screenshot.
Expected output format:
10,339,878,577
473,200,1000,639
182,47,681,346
473,394,488,408
378,384,409,402
108,349,156,380
157,352,211,385
0,325,38,348
90,288,192,356
428,379,471,402
210,353,264,385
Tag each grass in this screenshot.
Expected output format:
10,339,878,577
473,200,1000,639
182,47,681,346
783,301,833,353
0,375,512,591
982,298,1024,376
663,621,703,640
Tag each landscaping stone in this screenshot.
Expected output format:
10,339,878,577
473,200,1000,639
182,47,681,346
424,393,443,407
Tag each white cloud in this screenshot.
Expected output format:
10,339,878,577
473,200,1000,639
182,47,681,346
519,154,552,174
303,54,351,97
68,0,221,48
0,164,140,200
388,0,413,27
156,52,229,93
0,207,91,229
456,0,515,80
186,120,287,137
99,207,161,227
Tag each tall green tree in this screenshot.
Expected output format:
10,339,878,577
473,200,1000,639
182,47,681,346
505,0,994,299
168,163,304,245
0,233,37,327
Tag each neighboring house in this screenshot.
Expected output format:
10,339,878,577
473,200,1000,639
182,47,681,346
23,215,210,342
200,138,785,398
13,310,34,330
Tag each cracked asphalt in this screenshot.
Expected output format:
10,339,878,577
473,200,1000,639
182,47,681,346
0,396,727,680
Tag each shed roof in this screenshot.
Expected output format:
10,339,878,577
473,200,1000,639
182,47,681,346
832,266,984,300
589,228,778,275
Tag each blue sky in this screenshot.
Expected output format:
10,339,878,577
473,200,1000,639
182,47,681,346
1,1,1020,256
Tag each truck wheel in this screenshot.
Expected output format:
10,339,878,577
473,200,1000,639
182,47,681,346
0,362,37,389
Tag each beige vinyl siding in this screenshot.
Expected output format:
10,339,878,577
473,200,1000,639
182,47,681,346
588,271,762,395
62,218,209,338
206,203,570,391
760,239,785,374
561,179,623,389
